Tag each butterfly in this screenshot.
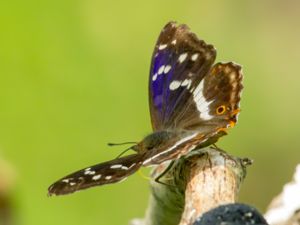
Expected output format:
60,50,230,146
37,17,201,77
48,21,243,196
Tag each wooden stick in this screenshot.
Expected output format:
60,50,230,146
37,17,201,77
130,146,251,225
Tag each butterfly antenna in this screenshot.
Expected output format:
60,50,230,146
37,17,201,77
107,141,137,146
115,146,135,159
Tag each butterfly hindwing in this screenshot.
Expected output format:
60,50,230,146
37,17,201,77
175,62,243,130
201,62,243,126
48,154,143,196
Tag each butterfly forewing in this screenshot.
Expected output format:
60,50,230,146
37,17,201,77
48,154,143,196
149,22,216,131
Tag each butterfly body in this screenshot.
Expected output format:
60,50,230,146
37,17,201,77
132,128,227,167
132,130,179,154
48,21,243,196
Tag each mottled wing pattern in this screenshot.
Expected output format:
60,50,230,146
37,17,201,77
48,154,143,196
149,22,243,132
144,62,243,165
177,62,243,130
149,22,216,130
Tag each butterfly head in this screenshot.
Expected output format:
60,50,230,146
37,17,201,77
132,131,178,153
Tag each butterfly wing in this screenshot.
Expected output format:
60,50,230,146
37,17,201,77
175,62,243,130
48,154,143,196
149,22,243,132
149,21,216,130
145,22,243,165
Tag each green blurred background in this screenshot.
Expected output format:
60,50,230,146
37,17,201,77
0,0,299,224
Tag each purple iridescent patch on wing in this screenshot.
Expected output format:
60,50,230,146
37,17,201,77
148,22,217,130
151,49,175,112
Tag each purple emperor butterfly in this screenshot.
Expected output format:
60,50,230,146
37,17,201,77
48,21,243,196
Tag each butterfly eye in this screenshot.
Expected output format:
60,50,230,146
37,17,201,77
216,105,226,115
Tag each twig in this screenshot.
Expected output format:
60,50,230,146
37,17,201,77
130,146,251,225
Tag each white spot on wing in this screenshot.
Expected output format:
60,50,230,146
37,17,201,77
70,182,76,186
84,170,96,175
62,179,69,183
105,176,112,180
171,39,177,45
110,164,128,170
121,166,129,170
178,53,188,63
110,164,122,169
169,79,192,91
92,175,101,180
158,65,165,75
192,80,213,120
181,79,192,89
152,73,158,81
191,53,199,61
164,65,172,74
169,80,181,90
158,44,167,50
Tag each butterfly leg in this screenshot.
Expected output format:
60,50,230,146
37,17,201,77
212,143,226,153
154,160,175,186
211,144,236,163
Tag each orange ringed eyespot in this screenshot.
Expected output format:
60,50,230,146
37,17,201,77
216,105,226,115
